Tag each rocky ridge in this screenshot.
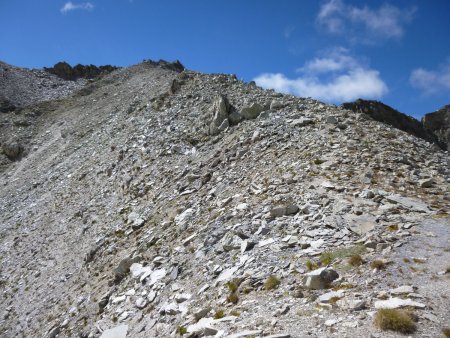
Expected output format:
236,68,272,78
43,62,119,81
342,99,448,150
422,105,450,151
0,60,449,338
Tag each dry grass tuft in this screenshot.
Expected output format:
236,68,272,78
226,292,239,304
370,260,386,270
348,255,363,266
306,260,319,271
442,327,450,337
320,245,366,266
214,309,225,319
374,309,416,334
264,275,280,291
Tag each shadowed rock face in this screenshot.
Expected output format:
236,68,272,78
422,105,450,151
44,62,119,81
342,99,446,150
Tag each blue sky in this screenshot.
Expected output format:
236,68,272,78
0,0,449,118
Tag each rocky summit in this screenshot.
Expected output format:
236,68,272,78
0,60,449,338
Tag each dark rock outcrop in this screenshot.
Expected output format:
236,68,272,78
342,99,446,150
44,62,119,81
143,59,185,73
422,105,450,151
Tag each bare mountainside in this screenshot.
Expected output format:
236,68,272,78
0,61,449,338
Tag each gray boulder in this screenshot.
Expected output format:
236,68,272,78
241,103,265,120
208,95,230,135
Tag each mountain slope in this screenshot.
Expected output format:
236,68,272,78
0,61,449,338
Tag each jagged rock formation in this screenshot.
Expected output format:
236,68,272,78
422,105,450,151
44,62,119,81
342,99,446,150
0,61,449,338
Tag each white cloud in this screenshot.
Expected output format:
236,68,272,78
60,2,94,13
317,0,415,42
410,58,450,95
254,48,388,102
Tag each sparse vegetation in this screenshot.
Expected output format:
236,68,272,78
348,254,363,266
313,158,324,165
306,260,318,271
442,327,450,338
226,292,239,304
176,326,187,336
387,224,399,231
374,309,416,334
320,245,366,265
230,310,241,317
264,275,280,291
225,279,240,293
214,309,225,319
370,260,386,270
413,257,426,264
333,282,354,291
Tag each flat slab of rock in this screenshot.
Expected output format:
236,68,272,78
187,317,218,336
384,194,430,213
318,290,345,303
226,330,262,338
343,214,376,235
99,325,128,338
216,266,239,284
375,297,426,309
390,285,415,295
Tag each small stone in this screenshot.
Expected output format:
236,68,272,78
324,319,337,327
270,100,285,110
318,290,345,303
418,178,433,188
182,233,197,246
193,307,211,321
274,305,290,316
390,285,415,295
135,297,148,309
147,291,157,302
291,117,314,127
336,297,366,311
175,293,192,303
162,302,180,315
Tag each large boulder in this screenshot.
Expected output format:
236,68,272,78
240,103,265,120
208,95,230,135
